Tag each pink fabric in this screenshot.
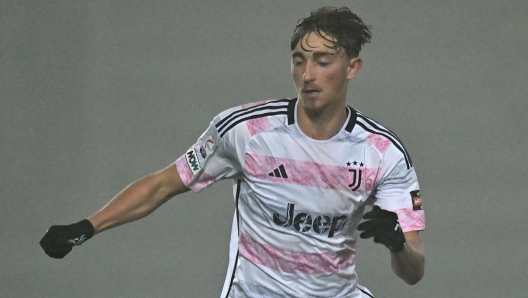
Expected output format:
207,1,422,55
244,153,380,191
366,133,392,153
240,101,272,136
238,233,355,274
246,117,271,136
175,156,217,192
393,208,425,232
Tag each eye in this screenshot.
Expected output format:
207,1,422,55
317,61,330,67
292,59,304,66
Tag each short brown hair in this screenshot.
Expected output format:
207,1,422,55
291,6,372,58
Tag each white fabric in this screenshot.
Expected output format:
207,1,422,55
175,98,424,298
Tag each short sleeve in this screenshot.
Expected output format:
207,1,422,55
175,115,240,192
373,146,425,232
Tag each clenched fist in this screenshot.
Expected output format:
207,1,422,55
40,219,95,259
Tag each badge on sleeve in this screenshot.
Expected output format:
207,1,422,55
199,137,215,158
185,148,202,176
410,190,423,211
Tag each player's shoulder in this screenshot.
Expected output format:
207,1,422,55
350,108,413,169
351,109,396,140
214,98,293,138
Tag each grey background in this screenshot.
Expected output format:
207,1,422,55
2,0,527,297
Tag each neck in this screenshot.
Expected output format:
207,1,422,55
297,100,347,140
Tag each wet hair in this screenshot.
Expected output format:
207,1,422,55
290,6,372,58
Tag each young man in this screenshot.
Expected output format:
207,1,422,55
40,7,425,298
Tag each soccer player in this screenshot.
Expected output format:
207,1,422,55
40,6,425,297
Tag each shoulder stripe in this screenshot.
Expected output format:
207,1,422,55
216,99,290,131
357,112,401,141
356,112,407,150
356,116,413,169
216,104,287,134
218,110,288,137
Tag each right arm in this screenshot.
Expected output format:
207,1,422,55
40,163,189,259
41,110,232,258
89,163,189,234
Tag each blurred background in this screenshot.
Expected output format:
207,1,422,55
2,1,527,297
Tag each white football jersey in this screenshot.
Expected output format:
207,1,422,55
175,98,425,298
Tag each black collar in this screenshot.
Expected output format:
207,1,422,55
287,98,356,132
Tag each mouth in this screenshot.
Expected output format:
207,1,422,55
301,88,321,96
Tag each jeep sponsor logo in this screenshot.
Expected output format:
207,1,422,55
185,148,201,176
273,203,349,238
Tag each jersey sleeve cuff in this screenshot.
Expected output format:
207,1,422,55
393,208,425,232
175,156,217,192
175,156,196,191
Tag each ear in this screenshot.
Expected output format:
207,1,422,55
346,57,363,80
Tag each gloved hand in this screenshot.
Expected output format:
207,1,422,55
40,219,95,259
357,206,405,252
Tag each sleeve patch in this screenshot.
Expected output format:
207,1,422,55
410,190,423,211
185,148,202,176
199,137,215,158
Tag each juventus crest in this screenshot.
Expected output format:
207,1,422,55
347,160,364,191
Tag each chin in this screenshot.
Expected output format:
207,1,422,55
300,94,320,104
300,98,328,115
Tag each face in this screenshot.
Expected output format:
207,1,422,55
291,32,362,113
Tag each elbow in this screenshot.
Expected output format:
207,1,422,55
404,277,422,286
402,268,424,285
394,258,425,285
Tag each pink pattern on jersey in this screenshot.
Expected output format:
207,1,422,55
175,155,217,192
362,167,379,191
244,153,380,191
394,208,425,232
367,133,392,153
241,101,273,136
238,233,355,274
246,117,271,136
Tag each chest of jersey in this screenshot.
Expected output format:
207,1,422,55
241,130,381,215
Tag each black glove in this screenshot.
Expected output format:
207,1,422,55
40,219,95,259
357,206,405,253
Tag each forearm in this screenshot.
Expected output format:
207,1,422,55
40,165,188,259
390,239,425,285
88,166,186,234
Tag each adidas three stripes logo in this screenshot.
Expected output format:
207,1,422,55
268,165,288,178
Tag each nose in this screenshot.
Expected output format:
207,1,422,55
303,63,315,83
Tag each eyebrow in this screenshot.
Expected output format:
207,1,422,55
291,51,336,60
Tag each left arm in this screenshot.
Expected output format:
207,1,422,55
391,231,425,285
359,140,426,284
358,207,425,285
